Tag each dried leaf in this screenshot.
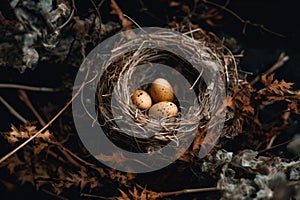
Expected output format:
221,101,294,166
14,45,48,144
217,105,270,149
108,169,130,186
17,167,34,185
206,8,218,15
214,14,223,20
268,79,293,95
126,172,135,181
96,167,107,178
129,186,139,199
36,130,53,142
181,5,190,14
5,154,23,174
261,74,293,96
266,96,286,101
2,125,28,144
226,95,234,110
242,105,255,115
140,187,148,200
236,117,244,134
118,189,131,200
205,19,215,27
78,168,92,191
1,124,54,144
89,177,102,191
34,143,48,155
168,1,181,7
253,116,262,127
289,101,300,114
34,162,50,190
261,73,275,86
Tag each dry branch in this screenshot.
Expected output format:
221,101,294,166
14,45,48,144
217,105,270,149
0,66,90,164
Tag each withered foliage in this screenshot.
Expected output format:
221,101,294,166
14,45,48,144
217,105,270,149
1,0,300,200
228,73,300,142
1,70,299,200
0,124,137,198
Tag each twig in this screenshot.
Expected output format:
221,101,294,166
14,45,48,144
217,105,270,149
89,0,102,23
123,14,144,31
195,0,230,19
57,0,75,30
0,96,27,124
97,0,106,11
250,52,289,85
0,66,90,164
80,193,115,199
0,83,58,91
158,187,221,197
83,186,221,199
191,94,229,152
46,149,69,164
266,135,277,150
110,0,132,30
54,142,96,168
55,145,84,168
88,0,102,39
288,181,300,187
202,0,285,38
265,109,290,150
18,90,46,126
259,139,292,154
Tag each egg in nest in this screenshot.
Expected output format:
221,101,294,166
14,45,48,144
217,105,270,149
150,78,174,102
148,101,178,118
131,89,152,110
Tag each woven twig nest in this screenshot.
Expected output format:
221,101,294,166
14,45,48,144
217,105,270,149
91,27,239,155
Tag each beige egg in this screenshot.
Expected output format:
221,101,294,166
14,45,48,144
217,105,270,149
150,78,174,102
148,101,178,118
131,89,152,110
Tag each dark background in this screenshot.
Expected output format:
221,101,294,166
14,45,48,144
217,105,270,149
0,0,300,199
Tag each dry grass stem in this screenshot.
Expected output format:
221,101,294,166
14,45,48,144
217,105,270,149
0,96,27,124
250,52,289,85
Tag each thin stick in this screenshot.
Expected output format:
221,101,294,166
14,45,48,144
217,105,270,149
123,14,144,31
18,90,46,126
250,52,289,85
88,0,102,38
203,0,285,38
158,187,221,197
288,181,300,187
259,139,292,154
0,83,58,92
266,135,277,150
58,0,75,30
0,67,90,164
265,109,290,150
80,193,114,199
0,96,27,123
55,142,96,168
110,0,132,30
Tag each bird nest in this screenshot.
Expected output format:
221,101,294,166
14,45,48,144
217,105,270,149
91,27,238,155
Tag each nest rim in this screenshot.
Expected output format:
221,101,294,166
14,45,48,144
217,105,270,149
91,27,237,153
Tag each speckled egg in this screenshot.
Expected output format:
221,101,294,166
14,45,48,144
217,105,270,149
150,78,174,102
131,89,152,110
148,101,178,118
